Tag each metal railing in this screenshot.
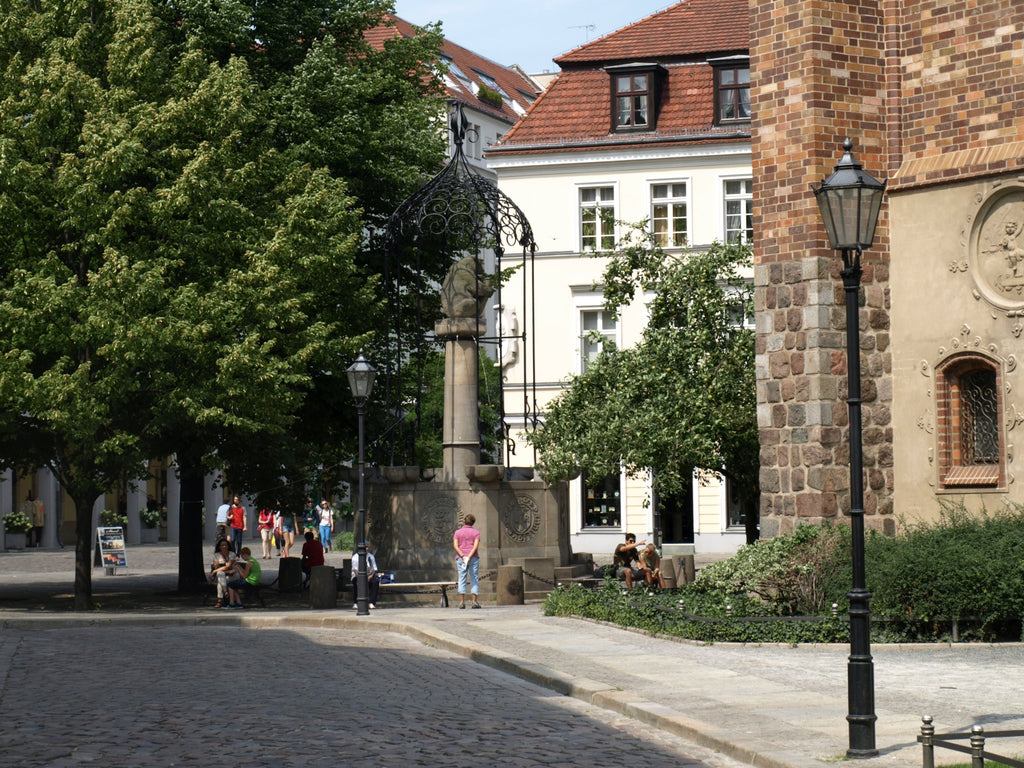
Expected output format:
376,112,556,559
919,716,1024,768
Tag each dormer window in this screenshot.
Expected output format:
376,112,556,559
616,74,649,128
606,64,663,132
710,57,751,124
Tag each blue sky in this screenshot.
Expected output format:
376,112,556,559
393,1,678,74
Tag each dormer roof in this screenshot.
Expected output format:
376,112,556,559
489,0,749,156
366,15,541,125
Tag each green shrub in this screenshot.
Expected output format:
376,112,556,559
99,509,128,528
694,523,851,615
866,502,1024,640
545,503,1024,643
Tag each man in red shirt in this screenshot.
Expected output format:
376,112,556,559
300,530,324,588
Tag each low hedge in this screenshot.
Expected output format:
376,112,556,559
545,503,1024,643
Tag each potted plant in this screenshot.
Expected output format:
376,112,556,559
139,507,161,543
4,510,32,550
99,509,128,529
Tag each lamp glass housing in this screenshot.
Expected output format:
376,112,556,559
346,353,377,403
812,139,886,252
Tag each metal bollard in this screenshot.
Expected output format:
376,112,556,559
971,725,985,768
920,715,934,768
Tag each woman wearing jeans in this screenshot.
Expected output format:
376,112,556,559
452,513,481,609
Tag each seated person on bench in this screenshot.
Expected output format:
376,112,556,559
300,530,324,587
613,533,649,588
226,546,261,608
639,542,667,589
350,546,380,609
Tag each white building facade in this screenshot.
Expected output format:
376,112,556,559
487,0,753,557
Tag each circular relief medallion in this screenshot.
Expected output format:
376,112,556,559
422,495,460,544
501,494,541,544
969,188,1024,311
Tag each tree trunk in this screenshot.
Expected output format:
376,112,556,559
73,494,99,611
176,448,208,594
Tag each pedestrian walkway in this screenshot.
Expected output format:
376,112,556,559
2,544,1023,768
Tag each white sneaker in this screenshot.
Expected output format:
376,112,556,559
352,603,358,609
369,603,375,609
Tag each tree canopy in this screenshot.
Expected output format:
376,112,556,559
530,230,759,538
0,0,446,606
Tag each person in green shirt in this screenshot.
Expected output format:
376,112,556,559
226,547,261,609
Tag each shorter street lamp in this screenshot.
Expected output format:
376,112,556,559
813,138,886,758
346,352,377,617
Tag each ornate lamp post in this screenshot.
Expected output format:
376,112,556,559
812,138,886,758
346,352,377,617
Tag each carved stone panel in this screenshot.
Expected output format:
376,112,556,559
500,493,541,544
422,495,461,544
969,188,1024,310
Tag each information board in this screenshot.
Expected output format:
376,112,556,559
96,527,128,571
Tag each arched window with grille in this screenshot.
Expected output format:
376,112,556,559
936,354,1004,489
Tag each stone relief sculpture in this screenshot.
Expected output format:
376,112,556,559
495,303,519,370
969,188,1024,310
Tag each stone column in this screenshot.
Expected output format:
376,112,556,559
39,467,59,548
0,470,11,518
204,474,222,543
435,318,483,481
165,459,180,544
126,481,147,545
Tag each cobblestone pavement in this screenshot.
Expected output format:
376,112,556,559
0,623,752,768
3,545,1024,768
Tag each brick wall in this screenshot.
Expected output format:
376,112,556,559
752,0,1024,535
751,0,894,537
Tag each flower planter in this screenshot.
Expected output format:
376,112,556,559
140,526,159,544
5,531,26,550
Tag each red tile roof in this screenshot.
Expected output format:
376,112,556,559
366,15,540,126
556,0,749,66
490,0,749,155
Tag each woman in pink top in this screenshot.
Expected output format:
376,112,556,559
452,514,481,609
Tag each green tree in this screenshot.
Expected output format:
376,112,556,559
0,0,419,607
530,230,759,541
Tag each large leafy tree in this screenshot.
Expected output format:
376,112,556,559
530,230,759,541
0,0,443,607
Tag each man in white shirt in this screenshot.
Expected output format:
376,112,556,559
351,548,380,609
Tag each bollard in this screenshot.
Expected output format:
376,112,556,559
278,557,302,593
496,564,524,605
309,565,337,609
971,725,985,768
660,558,677,588
680,554,695,584
920,715,935,768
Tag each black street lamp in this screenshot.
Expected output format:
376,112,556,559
812,138,886,759
346,352,377,617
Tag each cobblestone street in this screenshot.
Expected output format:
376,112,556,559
0,624,747,768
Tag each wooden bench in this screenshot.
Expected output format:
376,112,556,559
379,581,458,607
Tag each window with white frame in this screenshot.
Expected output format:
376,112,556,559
651,182,688,247
580,308,617,372
724,179,753,244
580,186,616,251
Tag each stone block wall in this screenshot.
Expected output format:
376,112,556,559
751,0,894,537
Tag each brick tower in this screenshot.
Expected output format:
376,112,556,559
751,0,895,536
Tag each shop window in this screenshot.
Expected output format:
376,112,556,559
583,471,621,528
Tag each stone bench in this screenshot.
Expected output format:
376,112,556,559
379,581,458,607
